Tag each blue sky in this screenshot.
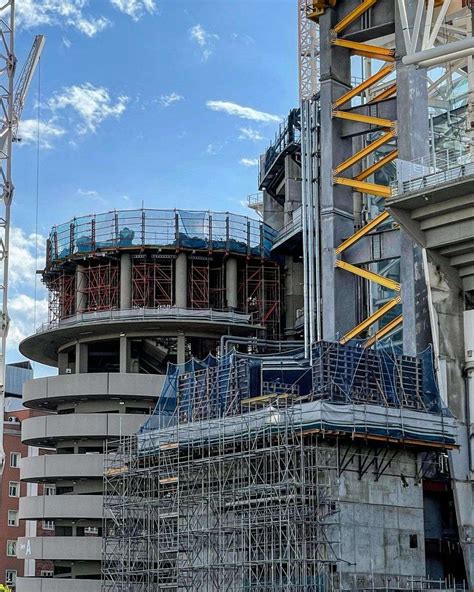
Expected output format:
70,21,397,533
10,0,298,374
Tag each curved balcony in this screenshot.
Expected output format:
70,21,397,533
22,373,164,410
48,208,275,264
17,536,101,561
21,453,104,482
22,413,148,446
17,578,101,592
20,308,256,366
19,494,103,520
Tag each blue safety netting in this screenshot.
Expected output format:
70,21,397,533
140,340,448,435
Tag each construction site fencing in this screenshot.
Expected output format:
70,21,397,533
47,209,276,263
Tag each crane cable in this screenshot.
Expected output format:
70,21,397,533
33,57,41,330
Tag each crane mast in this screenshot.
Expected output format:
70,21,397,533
0,0,16,470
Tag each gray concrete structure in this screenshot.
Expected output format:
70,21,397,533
17,208,281,591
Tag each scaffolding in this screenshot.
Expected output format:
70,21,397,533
48,270,75,323
132,256,174,309
102,341,458,592
240,263,281,338
78,261,119,313
103,408,341,592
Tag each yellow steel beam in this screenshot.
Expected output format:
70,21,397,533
368,83,397,104
340,296,401,344
355,149,398,182
335,210,390,254
365,315,403,348
333,38,396,61
333,176,392,197
332,0,377,35
332,110,394,129
334,130,396,175
335,259,401,291
333,64,395,109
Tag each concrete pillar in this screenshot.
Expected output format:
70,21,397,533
58,352,68,375
284,258,304,332
225,258,238,310
175,253,188,308
75,342,88,374
177,333,186,365
76,265,86,313
318,8,356,339
395,2,431,355
284,155,302,228
120,253,132,310
119,335,130,373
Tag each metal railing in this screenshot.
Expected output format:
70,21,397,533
47,208,277,264
36,307,254,334
259,108,300,185
391,149,474,196
273,206,303,247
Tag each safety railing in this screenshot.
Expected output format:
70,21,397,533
47,209,277,264
36,307,254,334
273,206,302,247
391,149,474,196
259,109,300,185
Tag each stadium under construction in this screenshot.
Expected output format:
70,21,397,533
14,1,474,591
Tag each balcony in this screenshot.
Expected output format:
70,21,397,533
19,494,103,520
22,413,148,446
17,578,101,592
16,536,101,561
20,453,104,482
22,373,165,410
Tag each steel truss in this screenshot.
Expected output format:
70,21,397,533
132,257,174,308
103,407,341,592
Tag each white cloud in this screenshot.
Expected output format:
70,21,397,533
77,188,105,203
9,227,46,288
189,24,219,61
160,92,184,107
206,143,219,155
16,0,110,37
110,0,157,21
238,127,264,142
206,101,281,123
62,36,72,48
48,83,129,134
240,158,259,167
8,294,48,349
18,119,65,149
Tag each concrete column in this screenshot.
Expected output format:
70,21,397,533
175,253,188,308
284,258,304,332
58,352,69,375
75,342,88,374
284,155,302,228
119,335,130,373
225,258,238,310
318,8,356,339
120,253,132,310
395,2,431,355
177,333,186,365
76,265,86,313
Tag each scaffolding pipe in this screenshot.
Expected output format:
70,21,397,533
402,37,474,67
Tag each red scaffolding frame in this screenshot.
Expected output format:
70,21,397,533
78,261,119,313
132,258,174,308
239,262,281,338
48,271,76,323
188,258,210,309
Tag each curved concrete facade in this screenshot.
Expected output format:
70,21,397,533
18,209,281,590
22,413,148,445
17,578,101,592
19,495,103,521
17,537,101,561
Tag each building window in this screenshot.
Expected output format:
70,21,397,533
40,570,54,578
9,452,20,468
6,540,16,557
5,570,16,586
8,481,19,497
43,484,55,496
7,510,18,527
42,520,54,530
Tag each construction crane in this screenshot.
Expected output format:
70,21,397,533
0,0,45,470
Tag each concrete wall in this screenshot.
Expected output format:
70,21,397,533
338,447,425,588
